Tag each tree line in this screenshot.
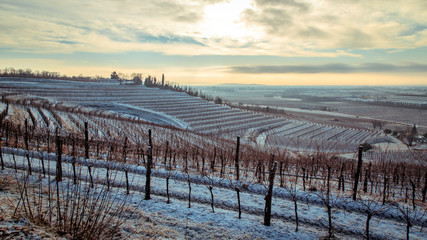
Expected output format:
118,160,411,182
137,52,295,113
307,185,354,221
143,73,223,104
0,67,99,82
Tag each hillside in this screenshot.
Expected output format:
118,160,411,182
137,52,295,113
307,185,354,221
0,77,426,239
0,77,384,153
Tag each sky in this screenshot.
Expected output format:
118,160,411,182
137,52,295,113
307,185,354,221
0,0,426,85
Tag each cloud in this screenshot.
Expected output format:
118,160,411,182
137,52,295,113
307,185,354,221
240,0,427,51
241,8,293,35
335,28,374,48
128,0,205,23
253,0,310,12
229,63,427,74
54,40,80,45
297,26,329,39
399,24,427,37
0,0,214,54
0,0,427,57
240,0,311,36
96,26,206,46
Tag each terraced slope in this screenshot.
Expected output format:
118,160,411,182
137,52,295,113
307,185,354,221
0,78,382,152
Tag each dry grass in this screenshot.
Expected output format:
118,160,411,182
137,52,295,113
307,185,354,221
0,171,58,239
1,170,133,239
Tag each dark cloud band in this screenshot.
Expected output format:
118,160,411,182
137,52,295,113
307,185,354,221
229,63,427,74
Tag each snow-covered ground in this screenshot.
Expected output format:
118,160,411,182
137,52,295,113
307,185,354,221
1,148,426,239
1,77,426,239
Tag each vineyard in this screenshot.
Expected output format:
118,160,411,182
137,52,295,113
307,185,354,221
0,77,426,239
0,77,383,153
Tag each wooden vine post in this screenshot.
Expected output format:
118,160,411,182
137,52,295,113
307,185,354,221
107,145,113,191
236,186,242,219
235,136,240,180
0,146,3,170
84,122,89,159
145,129,153,200
234,136,242,219
56,132,63,182
72,137,77,184
55,130,63,229
353,145,363,201
326,164,333,239
422,171,427,202
84,122,93,188
122,137,129,194
25,119,32,175
264,155,277,226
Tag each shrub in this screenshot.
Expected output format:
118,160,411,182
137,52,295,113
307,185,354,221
12,171,131,239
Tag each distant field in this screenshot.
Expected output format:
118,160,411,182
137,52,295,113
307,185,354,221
198,85,427,132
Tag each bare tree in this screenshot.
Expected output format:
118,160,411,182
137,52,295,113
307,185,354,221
264,155,277,226
395,202,427,240
314,164,347,239
226,172,247,219
357,196,390,240
202,173,221,213
282,170,304,232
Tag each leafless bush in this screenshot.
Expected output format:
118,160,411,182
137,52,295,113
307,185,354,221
394,202,427,240
12,170,132,239
357,195,390,240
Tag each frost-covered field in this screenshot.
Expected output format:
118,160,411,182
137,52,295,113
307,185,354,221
2,150,426,239
1,77,426,239
0,77,384,153
197,85,427,133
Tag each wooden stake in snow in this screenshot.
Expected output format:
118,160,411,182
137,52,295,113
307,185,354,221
234,136,242,219
209,185,214,213
236,187,242,219
187,173,192,208
5,121,9,147
56,135,62,182
353,145,363,201
326,164,333,239
145,129,153,200
72,138,76,184
422,171,427,202
25,119,32,175
264,155,277,226
279,161,283,187
123,137,129,195
166,176,170,204
84,122,89,159
0,146,4,170
84,122,93,188
302,167,306,191
235,136,240,181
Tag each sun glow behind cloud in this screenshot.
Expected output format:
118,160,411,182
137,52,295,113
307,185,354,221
200,0,257,39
